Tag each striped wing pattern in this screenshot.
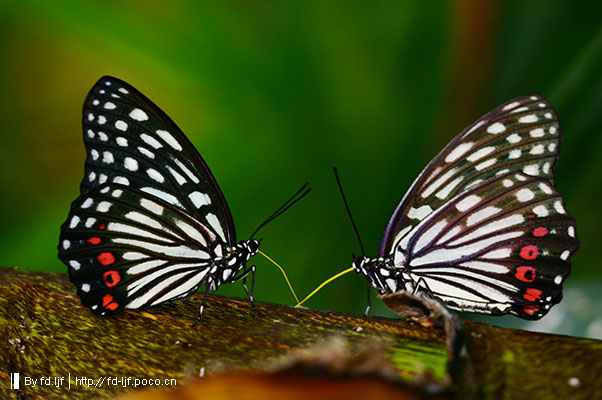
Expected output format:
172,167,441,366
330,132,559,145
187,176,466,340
59,76,256,316
381,95,561,256
400,172,577,319
355,95,579,319
59,183,235,315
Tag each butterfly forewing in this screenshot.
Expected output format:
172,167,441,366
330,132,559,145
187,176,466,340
59,182,229,315
396,172,577,319
381,95,561,257
81,76,235,246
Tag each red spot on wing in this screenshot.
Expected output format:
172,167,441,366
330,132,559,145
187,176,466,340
102,294,119,311
103,270,121,287
523,288,543,302
533,227,548,237
87,237,101,245
97,223,106,230
520,245,539,260
515,266,536,282
523,305,540,316
102,294,113,306
526,214,535,219
97,252,115,265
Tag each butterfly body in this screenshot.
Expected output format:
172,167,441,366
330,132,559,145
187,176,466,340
352,95,579,320
59,76,265,317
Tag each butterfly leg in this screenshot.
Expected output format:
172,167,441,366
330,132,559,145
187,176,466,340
365,282,372,315
413,277,435,298
242,265,257,314
195,285,211,324
230,266,258,314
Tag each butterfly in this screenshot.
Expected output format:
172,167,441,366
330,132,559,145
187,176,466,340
58,76,308,318
350,95,579,320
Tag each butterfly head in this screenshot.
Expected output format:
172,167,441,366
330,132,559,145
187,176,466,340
352,254,402,294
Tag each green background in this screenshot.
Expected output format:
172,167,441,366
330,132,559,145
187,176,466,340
1,1,601,338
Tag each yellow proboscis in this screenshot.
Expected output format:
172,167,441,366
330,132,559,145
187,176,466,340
295,267,355,307
257,250,300,304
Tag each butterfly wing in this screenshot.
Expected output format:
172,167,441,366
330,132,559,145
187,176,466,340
59,183,230,315
80,76,235,245
381,95,561,257
397,172,578,319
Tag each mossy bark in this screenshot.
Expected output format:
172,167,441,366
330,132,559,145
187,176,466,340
0,267,600,399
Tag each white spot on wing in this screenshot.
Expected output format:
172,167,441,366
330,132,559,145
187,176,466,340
509,149,521,159
104,102,116,110
69,215,80,229
530,128,544,138
523,164,540,176
515,188,534,202
466,206,501,226
147,168,165,183
519,114,538,123
507,134,521,144
408,205,433,220
189,191,212,208
475,158,496,171
467,146,495,162
445,142,473,163
487,122,506,134
530,144,545,155
456,195,481,212
96,201,112,212
116,137,128,147
502,101,520,111
138,146,155,159
554,201,565,214
140,134,163,149
69,260,80,270
113,176,130,185
533,205,548,217
102,151,114,164
81,198,94,209
115,120,128,131
156,130,183,151
129,108,149,121
124,157,139,171
561,250,570,260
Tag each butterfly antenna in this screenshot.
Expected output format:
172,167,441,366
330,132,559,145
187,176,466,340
334,167,366,256
258,250,300,304
251,182,311,238
295,267,355,307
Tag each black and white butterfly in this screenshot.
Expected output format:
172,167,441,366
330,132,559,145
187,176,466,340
59,76,308,318
350,95,579,319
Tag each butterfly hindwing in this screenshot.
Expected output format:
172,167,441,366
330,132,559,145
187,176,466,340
59,182,230,315
351,95,578,320
81,76,235,247
381,95,561,257
398,172,577,319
